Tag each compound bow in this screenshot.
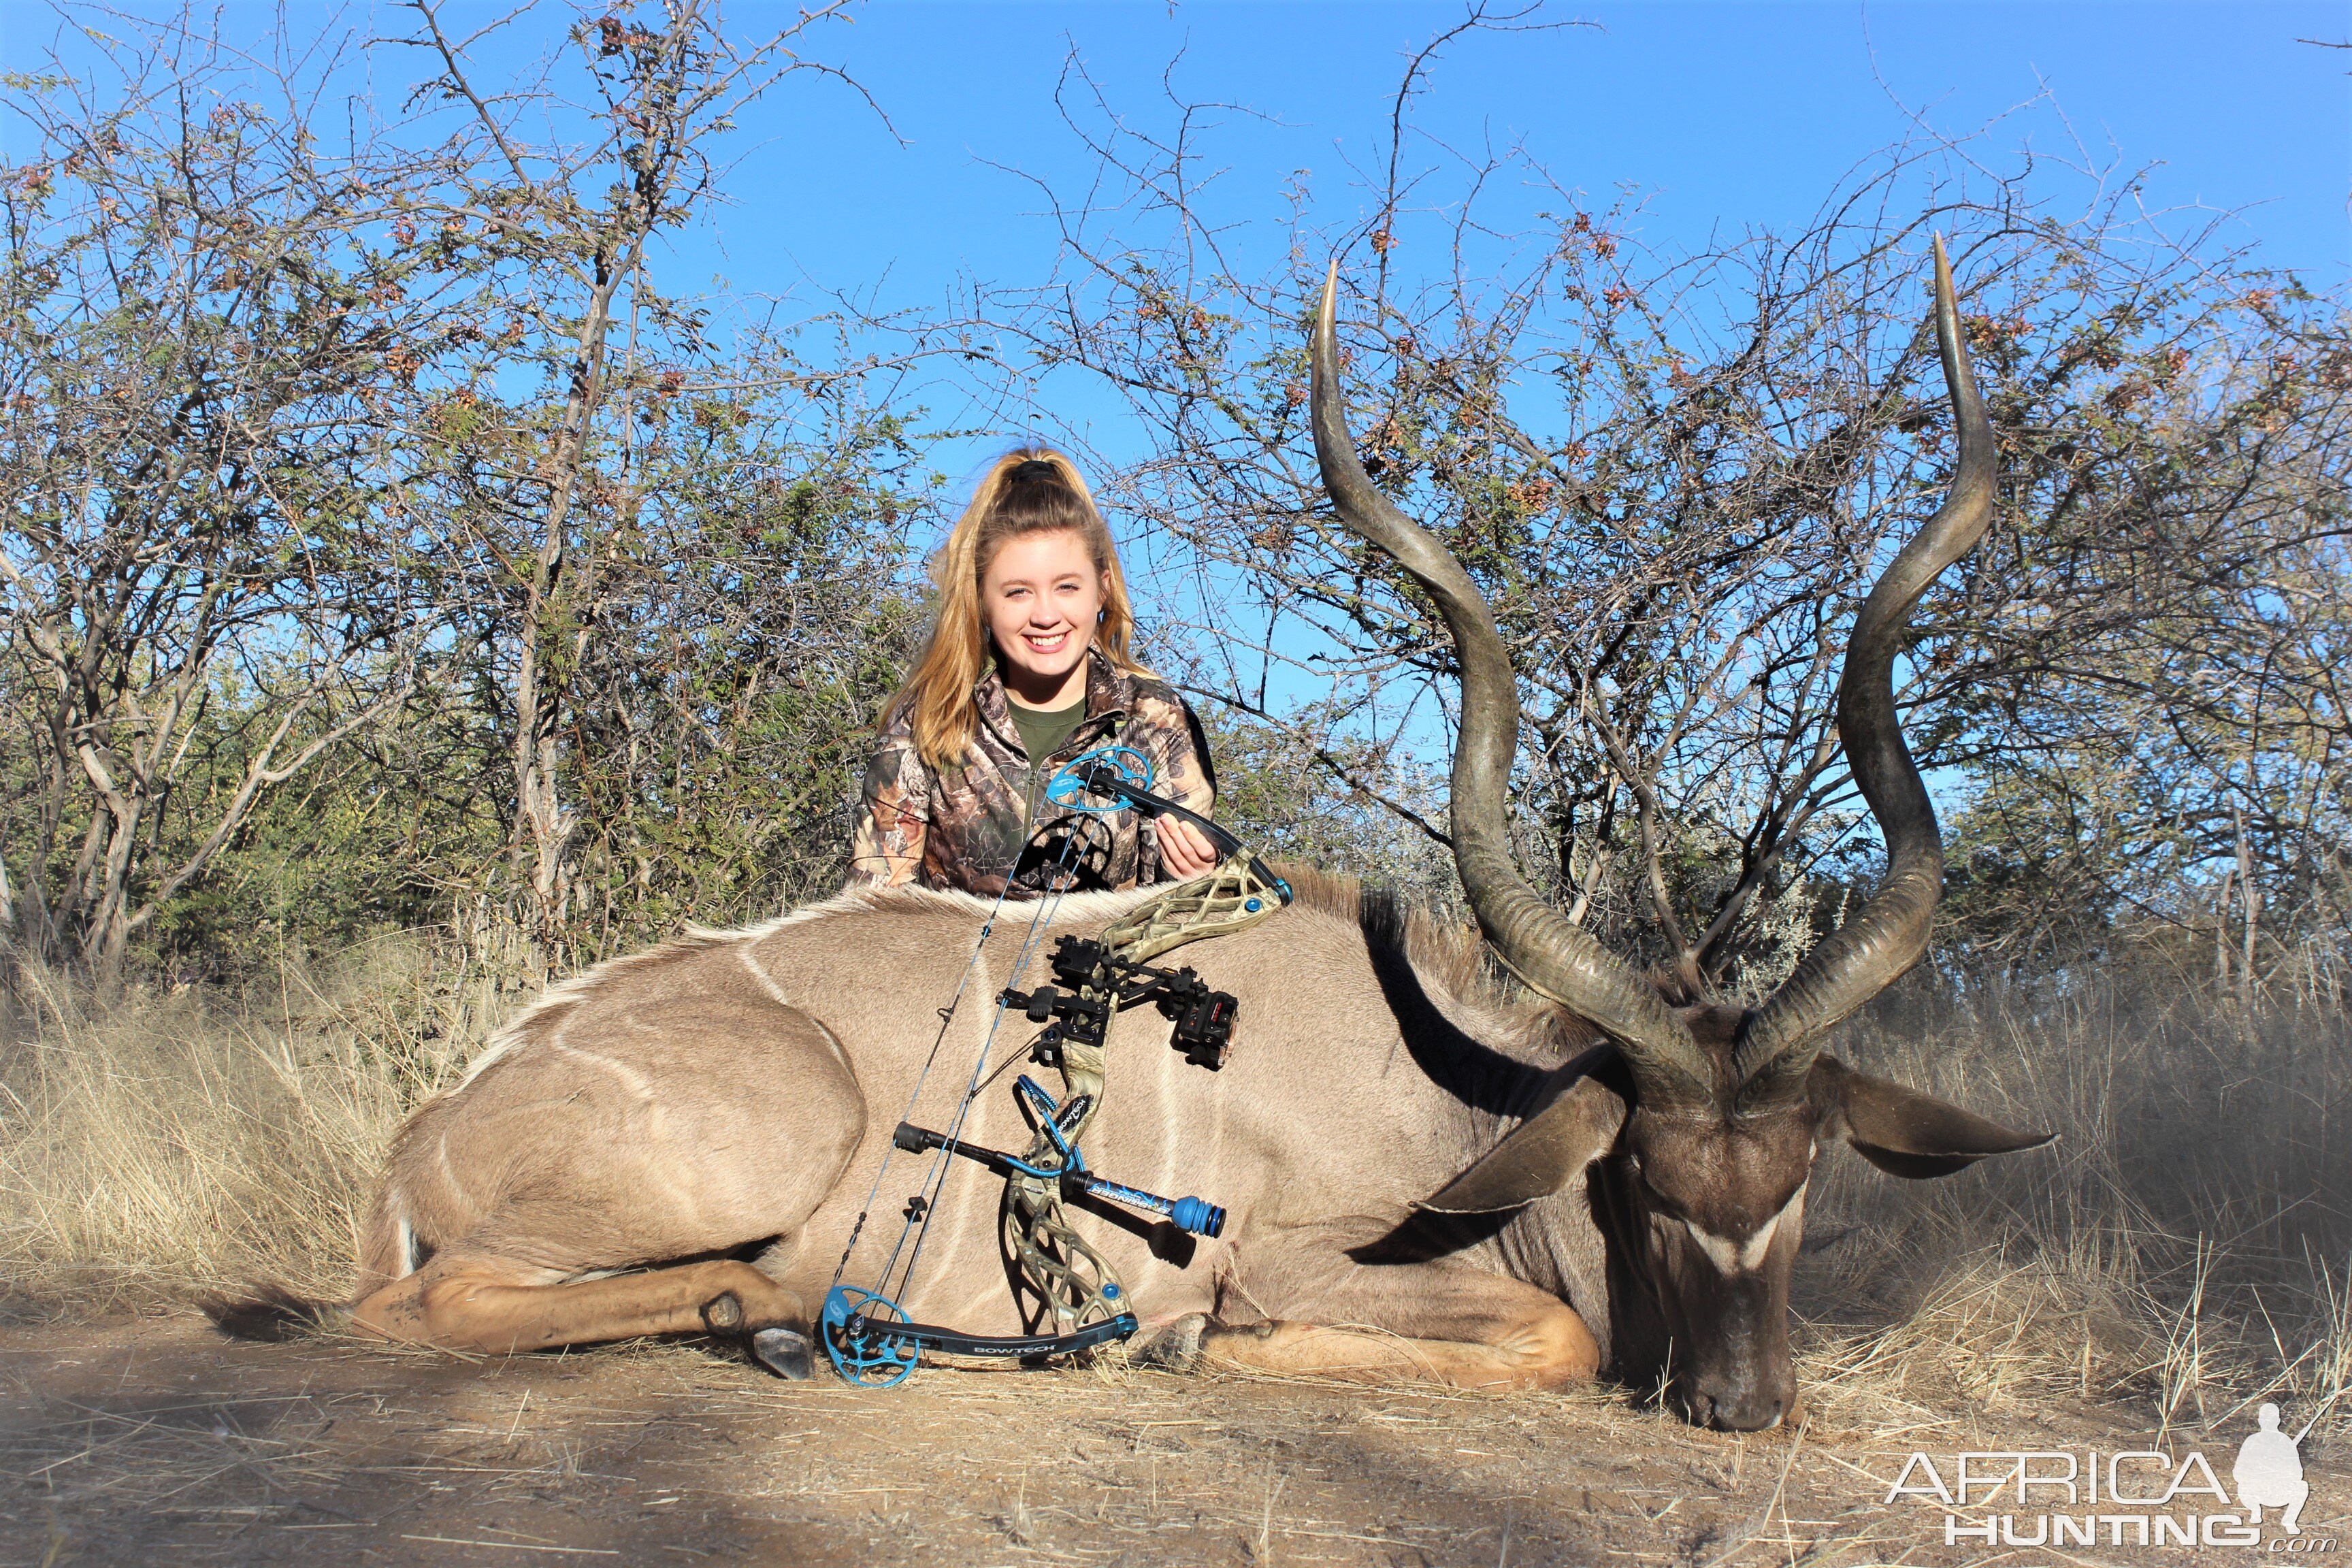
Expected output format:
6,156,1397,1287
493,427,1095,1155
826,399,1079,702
821,748,1292,1386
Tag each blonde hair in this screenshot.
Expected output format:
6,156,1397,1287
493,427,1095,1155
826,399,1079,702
885,447,1145,768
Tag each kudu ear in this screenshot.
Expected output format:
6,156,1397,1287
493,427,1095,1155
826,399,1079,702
1809,1056,2053,1179
1417,1069,1628,1214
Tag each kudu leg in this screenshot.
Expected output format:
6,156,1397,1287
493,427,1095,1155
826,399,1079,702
1194,1310,1595,1391
349,981,864,1375
1169,1243,1598,1391
353,1254,807,1359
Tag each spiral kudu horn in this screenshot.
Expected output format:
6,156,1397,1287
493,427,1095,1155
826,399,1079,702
1732,237,1996,1109
1309,263,1713,1109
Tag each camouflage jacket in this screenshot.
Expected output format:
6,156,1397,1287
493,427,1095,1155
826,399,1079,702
846,650,1217,898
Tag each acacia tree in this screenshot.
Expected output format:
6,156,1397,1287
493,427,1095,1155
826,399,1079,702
555,343,936,952
1941,291,2351,996
0,20,466,984
1,2,941,981
983,48,2347,1000
393,0,875,956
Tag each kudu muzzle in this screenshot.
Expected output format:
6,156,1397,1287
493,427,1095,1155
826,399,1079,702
1674,1262,1797,1431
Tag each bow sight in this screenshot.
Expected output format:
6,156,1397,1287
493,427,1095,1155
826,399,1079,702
821,746,1290,1388
1002,936,1241,1072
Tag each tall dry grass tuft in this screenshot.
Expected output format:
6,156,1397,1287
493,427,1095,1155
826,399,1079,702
0,934,527,1316
1795,976,2352,1449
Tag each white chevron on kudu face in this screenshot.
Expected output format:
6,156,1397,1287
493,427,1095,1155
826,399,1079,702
1682,1181,1808,1276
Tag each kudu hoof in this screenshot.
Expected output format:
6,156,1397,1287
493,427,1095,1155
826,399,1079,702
1129,1313,1213,1373
750,1326,815,1381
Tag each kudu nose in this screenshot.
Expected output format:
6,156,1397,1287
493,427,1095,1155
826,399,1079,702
1712,1401,1778,1439
1698,1389,1786,1432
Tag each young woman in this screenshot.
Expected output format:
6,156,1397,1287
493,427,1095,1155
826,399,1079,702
846,448,1219,898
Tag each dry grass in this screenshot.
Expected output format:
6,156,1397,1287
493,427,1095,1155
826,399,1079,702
1797,976,2352,1448
0,934,527,1313
3,932,2345,1454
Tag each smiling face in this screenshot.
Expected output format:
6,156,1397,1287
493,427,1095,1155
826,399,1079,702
981,529,1107,707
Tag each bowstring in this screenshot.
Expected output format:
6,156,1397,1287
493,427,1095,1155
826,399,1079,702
875,825,1088,1306
823,865,1020,1299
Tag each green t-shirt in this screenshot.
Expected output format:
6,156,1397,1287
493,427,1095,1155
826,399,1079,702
1011,697,1089,825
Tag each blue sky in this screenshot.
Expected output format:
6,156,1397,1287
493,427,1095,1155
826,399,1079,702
700,0,2351,474
3,0,2345,506
734,1,2348,285
6,1,2343,451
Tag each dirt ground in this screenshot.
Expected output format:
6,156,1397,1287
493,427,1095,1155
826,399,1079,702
1,1312,2340,1567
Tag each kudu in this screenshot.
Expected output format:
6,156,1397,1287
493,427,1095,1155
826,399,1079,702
255,242,2046,1429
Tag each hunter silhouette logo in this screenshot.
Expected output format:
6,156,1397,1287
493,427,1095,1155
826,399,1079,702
1881,1398,2336,1550
2235,1402,2310,1535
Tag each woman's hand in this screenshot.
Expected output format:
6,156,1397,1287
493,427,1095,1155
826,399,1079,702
1156,815,1220,879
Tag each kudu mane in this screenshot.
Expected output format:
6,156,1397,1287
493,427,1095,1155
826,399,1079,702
1319,871,1610,1067
456,866,1592,1100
